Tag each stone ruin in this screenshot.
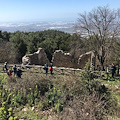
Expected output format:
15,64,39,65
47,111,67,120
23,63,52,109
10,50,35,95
52,50,77,68
22,48,96,69
78,51,96,69
22,48,50,66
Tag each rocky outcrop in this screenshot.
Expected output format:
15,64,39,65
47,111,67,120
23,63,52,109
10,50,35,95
52,50,76,68
78,51,95,69
22,48,50,65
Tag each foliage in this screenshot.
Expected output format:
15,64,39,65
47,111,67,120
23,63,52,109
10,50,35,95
55,100,63,113
10,31,27,62
0,102,7,120
45,87,62,108
0,30,10,42
0,41,18,63
0,25,120,66
0,66,120,119
76,5,120,70
9,30,72,62
0,102,19,120
0,29,72,63
69,33,88,63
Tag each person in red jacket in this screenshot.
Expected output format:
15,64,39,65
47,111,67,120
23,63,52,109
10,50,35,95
49,63,53,75
8,70,12,77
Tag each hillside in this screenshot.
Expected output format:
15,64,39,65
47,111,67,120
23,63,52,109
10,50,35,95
0,64,120,120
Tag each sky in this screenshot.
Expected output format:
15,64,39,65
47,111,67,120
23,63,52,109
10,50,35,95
0,0,120,22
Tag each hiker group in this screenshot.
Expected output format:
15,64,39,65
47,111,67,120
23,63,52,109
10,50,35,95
3,62,117,79
3,62,22,78
4,62,53,78
43,63,53,76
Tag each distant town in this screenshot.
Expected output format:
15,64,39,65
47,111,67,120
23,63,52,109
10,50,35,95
0,21,75,34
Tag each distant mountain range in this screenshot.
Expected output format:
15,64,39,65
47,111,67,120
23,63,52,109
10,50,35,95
0,21,76,34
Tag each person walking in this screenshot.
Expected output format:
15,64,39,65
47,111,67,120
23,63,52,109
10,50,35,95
7,69,12,77
4,62,8,72
49,63,53,75
16,67,22,78
44,63,48,76
13,65,17,76
110,63,116,79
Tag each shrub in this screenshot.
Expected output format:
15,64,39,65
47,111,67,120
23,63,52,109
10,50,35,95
5,72,52,107
46,87,61,107
0,102,7,120
0,102,19,120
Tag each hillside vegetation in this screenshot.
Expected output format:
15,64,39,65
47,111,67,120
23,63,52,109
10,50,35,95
0,30,73,63
0,63,120,120
0,5,120,120
0,28,119,67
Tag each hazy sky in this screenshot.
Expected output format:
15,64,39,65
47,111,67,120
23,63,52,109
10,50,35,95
0,0,120,22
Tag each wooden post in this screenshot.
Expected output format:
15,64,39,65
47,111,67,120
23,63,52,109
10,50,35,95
106,67,109,80
119,63,120,82
74,70,75,74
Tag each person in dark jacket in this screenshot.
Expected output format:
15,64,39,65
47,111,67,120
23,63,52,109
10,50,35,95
4,62,8,72
16,67,22,78
13,65,17,76
43,64,48,76
110,63,116,78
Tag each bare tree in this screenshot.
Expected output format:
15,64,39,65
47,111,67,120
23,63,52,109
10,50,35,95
76,6,120,70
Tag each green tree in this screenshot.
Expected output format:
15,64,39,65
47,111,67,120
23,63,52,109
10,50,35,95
9,30,72,62
39,38,57,60
2,31,10,41
0,41,18,63
38,30,72,61
10,31,27,63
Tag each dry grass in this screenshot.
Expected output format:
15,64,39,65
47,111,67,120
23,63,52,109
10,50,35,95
1,67,120,120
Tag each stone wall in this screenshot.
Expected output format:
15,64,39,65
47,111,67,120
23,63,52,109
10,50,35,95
52,50,77,68
22,48,97,70
78,51,95,69
22,48,50,66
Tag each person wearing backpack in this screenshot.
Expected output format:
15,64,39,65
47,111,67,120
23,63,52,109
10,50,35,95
43,63,48,76
13,65,17,76
16,67,22,78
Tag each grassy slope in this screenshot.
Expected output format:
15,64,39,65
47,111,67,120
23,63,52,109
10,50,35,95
0,67,120,120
